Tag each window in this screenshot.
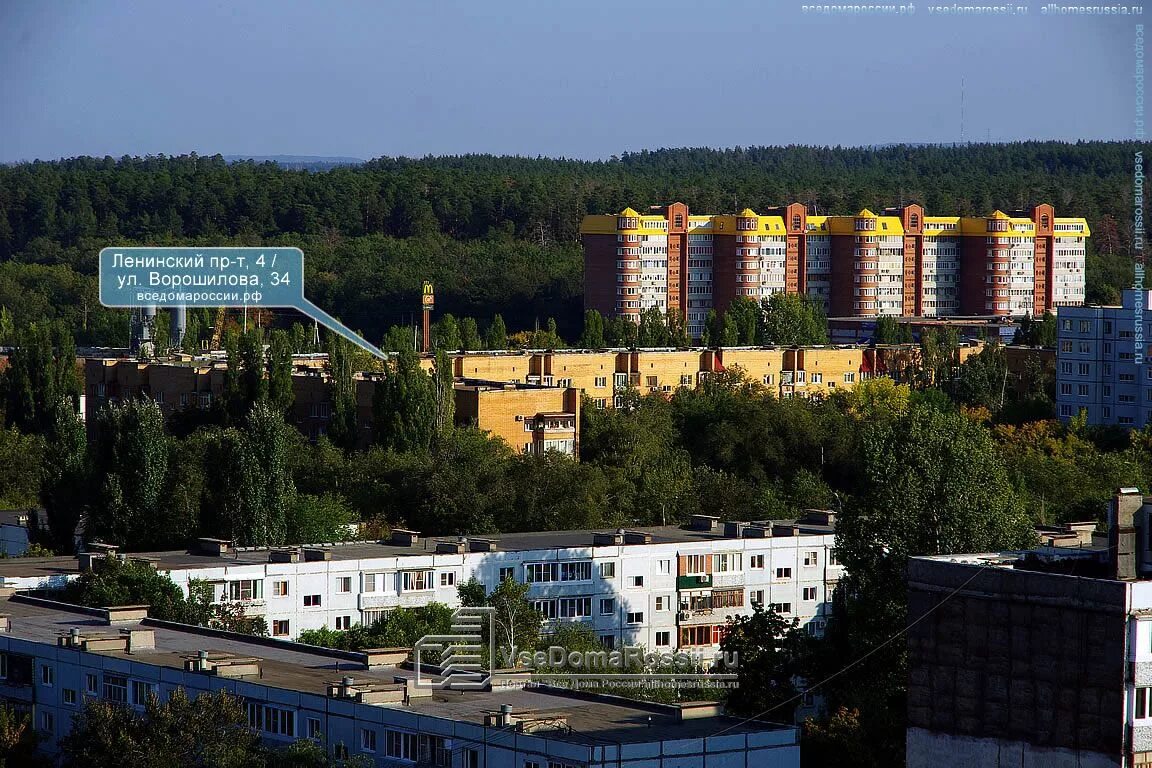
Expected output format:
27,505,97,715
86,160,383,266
103,674,128,703
600,634,616,649
362,728,378,753
363,573,378,592
307,717,322,740
714,553,741,572
630,575,644,587
1138,687,1150,719
803,551,818,566
273,580,290,597
526,561,592,583
63,688,77,706
771,602,793,614
40,664,53,686
401,570,434,591
776,567,792,579
558,597,592,618
658,559,671,574
499,567,515,583
273,620,290,636
750,590,765,606
337,577,352,593
304,594,322,607
85,673,98,695
386,730,417,761
336,615,351,630
656,596,668,611
229,580,263,601
464,749,479,768
440,572,456,587
595,376,607,387
803,587,818,601
599,598,616,615
684,554,707,574
599,562,616,579
247,703,295,737
626,611,644,624
40,711,52,733
750,554,765,569
843,372,855,383
132,680,156,706
656,631,671,646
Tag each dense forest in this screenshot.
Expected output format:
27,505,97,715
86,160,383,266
0,142,1139,345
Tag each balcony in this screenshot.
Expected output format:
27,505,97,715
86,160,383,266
677,574,712,590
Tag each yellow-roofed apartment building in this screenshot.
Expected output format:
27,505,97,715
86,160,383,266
581,202,1089,339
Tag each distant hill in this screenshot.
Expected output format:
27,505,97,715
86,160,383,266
223,154,364,170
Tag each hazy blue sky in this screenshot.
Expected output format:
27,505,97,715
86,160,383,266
0,0,1140,161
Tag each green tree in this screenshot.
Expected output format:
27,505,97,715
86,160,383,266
324,332,359,450
433,313,462,351
485,314,508,350
579,309,606,348
951,344,1008,412
242,402,295,546
873,315,912,344
87,399,171,549
286,493,356,544
637,306,669,347
759,293,828,346
61,554,188,621
239,326,267,405
381,324,414,354
372,348,436,453
721,604,808,722
720,313,739,347
0,702,47,768
3,321,79,434
1013,312,1057,347
459,317,482,351
432,348,455,439
59,689,263,768
266,328,295,414
726,296,760,346
39,400,86,552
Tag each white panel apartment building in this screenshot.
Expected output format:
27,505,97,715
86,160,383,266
0,515,841,653
1055,289,1152,428
0,597,801,767
919,224,959,317
685,217,715,339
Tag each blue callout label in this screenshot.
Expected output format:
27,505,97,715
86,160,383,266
99,246,384,358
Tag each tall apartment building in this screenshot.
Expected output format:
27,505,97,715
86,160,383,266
1056,290,1152,428
581,203,1088,336
0,595,801,766
0,513,842,652
905,489,1152,768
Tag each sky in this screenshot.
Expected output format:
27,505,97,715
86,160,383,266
0,0,1141,162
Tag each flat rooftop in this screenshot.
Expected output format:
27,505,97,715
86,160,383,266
0,520,836,582
0,597,787,744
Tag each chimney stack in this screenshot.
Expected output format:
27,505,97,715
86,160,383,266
1110,488,1144,580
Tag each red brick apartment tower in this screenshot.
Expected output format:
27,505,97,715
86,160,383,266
895,204,924,315
1031,203,1055,314
661,202,690,325
829,211,881,317
711,209,762,315
764,203,808,294
959,212,1012,317
581,208,644,323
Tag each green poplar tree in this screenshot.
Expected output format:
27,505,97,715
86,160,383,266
485,314,508,350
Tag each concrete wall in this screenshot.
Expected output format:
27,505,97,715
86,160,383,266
906,559,1128,760
907,727,1119,768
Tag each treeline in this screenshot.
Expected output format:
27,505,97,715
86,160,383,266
0,142,1139,344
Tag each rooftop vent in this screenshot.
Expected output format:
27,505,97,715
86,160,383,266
623,530,652,545
390,529,420,547
801,509,837,527
723,521,747,538
688,514,719,532
184,650,262,678
593,530,625,546
741,525,769,539
302,547,331,562
269,548,301,564
196,538,232,556
436,539,467,554
468,538,497,553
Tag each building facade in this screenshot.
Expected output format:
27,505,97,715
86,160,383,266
0,596,800,766
581,203,1088,335
0,514,842,653
1055,290,1152,428
906,490,1152,768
